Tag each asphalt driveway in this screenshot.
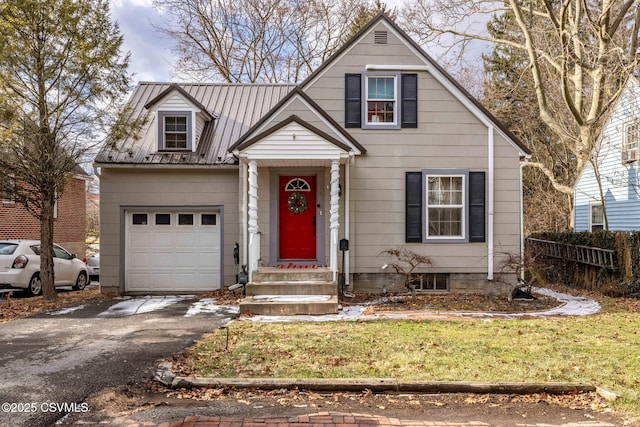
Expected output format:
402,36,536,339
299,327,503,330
0,295,238,427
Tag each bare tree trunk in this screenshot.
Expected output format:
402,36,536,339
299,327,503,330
40,188,57,300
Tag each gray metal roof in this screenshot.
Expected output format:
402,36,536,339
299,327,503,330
96,83,296,166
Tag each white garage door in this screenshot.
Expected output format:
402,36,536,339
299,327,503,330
125,210,221,292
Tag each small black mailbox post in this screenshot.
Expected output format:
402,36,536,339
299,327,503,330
339,239,349,295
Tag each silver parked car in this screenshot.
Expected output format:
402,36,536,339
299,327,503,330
0,240,89,296
84,252,99,281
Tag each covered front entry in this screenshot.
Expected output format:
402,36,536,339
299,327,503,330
231,115,364,283
279,175,317,261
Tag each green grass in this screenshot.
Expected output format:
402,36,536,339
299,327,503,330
183,312,640,421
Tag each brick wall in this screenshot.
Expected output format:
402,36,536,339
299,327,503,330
0,177,87,256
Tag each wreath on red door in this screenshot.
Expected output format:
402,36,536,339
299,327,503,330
287,192,308,214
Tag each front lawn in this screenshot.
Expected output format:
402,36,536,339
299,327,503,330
176,301,640,422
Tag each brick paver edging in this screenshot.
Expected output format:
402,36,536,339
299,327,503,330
125,411,618,427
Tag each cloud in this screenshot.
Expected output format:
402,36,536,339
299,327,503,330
111,0,175,83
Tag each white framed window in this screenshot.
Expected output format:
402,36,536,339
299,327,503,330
426,174,465,239
158,111,192,151
407,170,484,243
589,202,604,232
622,120,639,163
345,72,416,129
365,75,397,126
164,115,188,149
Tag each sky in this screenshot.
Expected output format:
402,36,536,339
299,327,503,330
111,0,175,83
111,0,409,85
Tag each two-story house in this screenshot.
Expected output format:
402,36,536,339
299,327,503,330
96,14,530,314
574,77,640,232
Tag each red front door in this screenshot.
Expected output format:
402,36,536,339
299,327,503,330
279,176,316,260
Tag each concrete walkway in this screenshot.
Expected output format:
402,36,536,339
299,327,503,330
244,287,602,322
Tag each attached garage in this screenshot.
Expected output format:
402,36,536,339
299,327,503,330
124,208,222,293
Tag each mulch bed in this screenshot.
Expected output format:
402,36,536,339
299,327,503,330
340,290,562,313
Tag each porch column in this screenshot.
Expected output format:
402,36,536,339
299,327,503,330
329,160,340,281
248,160,260,281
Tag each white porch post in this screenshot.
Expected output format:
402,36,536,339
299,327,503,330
329,160,340,281
248,160,260,282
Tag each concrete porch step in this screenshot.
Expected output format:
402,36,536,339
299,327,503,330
245,281,337,296
239,295,339,316
251,267,332,283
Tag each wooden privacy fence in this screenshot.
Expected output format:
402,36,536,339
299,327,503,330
526,237,617,270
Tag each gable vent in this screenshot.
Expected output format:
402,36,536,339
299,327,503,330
374,31,388,45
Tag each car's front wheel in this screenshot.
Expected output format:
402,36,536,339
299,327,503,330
26,273,42,297
73,272,88,291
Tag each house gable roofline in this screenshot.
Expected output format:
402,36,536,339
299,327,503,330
299,12,531,157
229,87,366,154
233,115,354,153
573,76,640,186
144,83,214,121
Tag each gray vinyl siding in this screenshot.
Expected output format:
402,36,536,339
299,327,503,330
574,79,640,231
296,20,522,276
99,15,526,294
99,168,240,293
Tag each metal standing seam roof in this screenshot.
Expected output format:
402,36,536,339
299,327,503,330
95,83,297,166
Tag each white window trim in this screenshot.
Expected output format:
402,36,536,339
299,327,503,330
622,120,639,164
155,212,172,226
362,71,401,129
201,213,218,226
589,201,604,232
423,170,468,242
131,213,149,226
157,111,193,151
177,213,195,226
285,178,311,191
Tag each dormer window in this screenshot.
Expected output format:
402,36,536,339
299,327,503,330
164,115,188,149
158,111,192,151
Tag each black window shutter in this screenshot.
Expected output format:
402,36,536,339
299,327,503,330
468,171,486,242
345,74,361,128
401,74,418,128
406,171,423,242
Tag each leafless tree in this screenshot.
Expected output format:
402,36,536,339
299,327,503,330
0,0,140,299
152,0,371,83
402,0,640,227
380,247,432,299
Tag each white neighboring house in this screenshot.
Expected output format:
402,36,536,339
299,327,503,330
574,77,640,232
